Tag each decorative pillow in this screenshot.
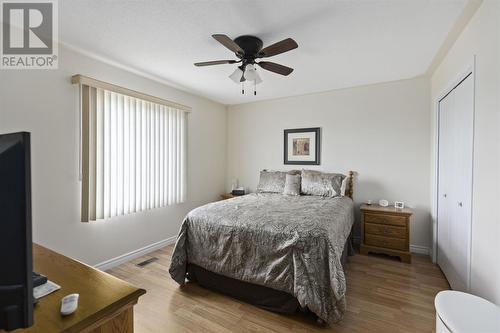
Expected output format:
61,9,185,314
283,174,301,196
301,170,346,197
257,170,287,193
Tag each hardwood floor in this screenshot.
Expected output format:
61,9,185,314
107,246,449,333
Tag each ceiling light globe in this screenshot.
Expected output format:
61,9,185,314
229,68,244,84
244,65,257,81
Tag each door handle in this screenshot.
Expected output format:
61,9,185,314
458,202,463,207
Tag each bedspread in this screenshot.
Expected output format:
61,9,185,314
169,193,354,323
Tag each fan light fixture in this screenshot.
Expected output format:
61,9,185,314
229,67,243,84
195,34,298,96
244,65,262,84
229,65,263,95
228,65,262,84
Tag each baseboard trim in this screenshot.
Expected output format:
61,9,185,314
409,245,431,256
94,236,431,271
94,236,177,271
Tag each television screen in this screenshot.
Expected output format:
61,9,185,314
0,132,33,330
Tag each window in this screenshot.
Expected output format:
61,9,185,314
74,75,189,222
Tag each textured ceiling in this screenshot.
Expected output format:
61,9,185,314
60,0,467,105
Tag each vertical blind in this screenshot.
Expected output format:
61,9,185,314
80,83,187,222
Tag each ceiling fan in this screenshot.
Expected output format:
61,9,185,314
194,34,298,94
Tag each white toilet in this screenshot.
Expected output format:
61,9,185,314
435,290,500,333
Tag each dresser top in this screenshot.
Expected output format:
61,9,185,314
360,203,413,215
28,244,146,332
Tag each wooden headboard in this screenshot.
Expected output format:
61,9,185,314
347,171,354,200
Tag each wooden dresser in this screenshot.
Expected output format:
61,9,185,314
15,244,146,333
360,204,413,263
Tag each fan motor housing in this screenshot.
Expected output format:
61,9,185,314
234,35,263,59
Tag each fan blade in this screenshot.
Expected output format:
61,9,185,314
194,60,237,66
212,34,244,55
257,61,294,76
258,38,298,58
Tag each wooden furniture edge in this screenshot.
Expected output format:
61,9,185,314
347,170,354,200
360,244,411,263
35,244,146,333
361,210,413,217
74,300,138,333
63,286,145,333
360,205,413,216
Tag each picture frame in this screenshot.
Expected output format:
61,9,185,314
284,127,321,165
394,201,405,209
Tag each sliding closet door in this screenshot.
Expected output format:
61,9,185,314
437,73,474,292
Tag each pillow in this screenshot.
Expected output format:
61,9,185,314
301,170,346,197
340,176,349,196
283,174,301,196
257,170,287,193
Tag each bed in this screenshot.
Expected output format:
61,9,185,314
169,171,355,324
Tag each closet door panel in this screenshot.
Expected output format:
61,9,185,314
449,75,474,291
446,87,463,290
437,73,473,292
437,91,453,276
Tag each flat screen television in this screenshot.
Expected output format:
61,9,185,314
0,132,33,331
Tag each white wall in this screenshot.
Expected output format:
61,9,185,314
430,0,500,303
0,45,227,266
227,77,432,250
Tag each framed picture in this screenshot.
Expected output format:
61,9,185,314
284,127,321,165
394,201,405,209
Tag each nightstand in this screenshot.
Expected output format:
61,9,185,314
359,204,413,263
220,193,236,200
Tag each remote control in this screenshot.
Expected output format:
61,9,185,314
60,294,79,316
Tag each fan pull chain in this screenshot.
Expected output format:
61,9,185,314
241,82,244,95
254,80,257,95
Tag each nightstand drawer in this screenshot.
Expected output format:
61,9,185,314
365,234,407,251
365,223,406,239
364,213,406,227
